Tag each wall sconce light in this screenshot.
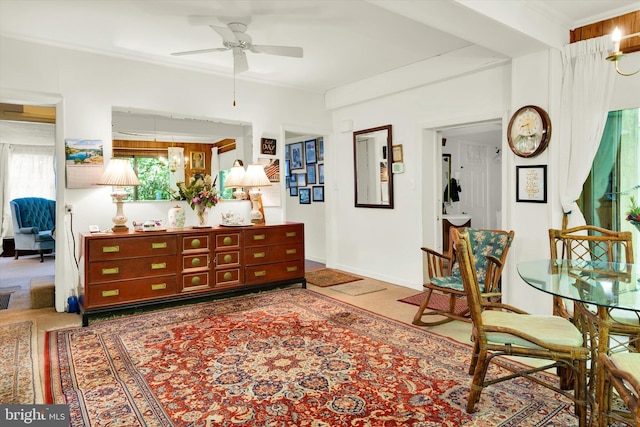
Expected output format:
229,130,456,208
97,158,140,232
224,159,247,199
606,27,640,76
241,164,272,224
169,154,188,173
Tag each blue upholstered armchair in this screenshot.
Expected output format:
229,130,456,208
9,197,56,262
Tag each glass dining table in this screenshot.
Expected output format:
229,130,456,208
517,259,640,426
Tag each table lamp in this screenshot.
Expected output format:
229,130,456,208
241,164,271,224
97,158,140,232
223,159,246,200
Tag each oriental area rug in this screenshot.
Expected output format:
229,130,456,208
305,268,363,287
1,320,36,403
45,289,580,426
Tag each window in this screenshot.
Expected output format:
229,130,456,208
581,108,639,249
118,156,171,201
9,145,55,200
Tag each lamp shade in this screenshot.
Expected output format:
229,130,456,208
241,164,271,188
224,165,246,188
98,158,140,187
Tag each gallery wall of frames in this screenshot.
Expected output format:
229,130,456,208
285,138,324,205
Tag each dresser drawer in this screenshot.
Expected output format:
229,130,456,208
216,250,241,268
215,268,243,287
216,232,241,248
244,243,304,266
89,236,176,260
88,256,177,283
86,275,177,308
183,254,209,270
181,272,212,292
245,260,305,285
182,234,210,252
244,225,303,247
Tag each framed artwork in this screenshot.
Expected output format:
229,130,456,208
290,142,304,170
289,186,298,196
260,138,277,156
316,137,324,162
190,151,205,170
516,165,547,203
305,139,317,164
299,188,311,204
312,185,324,202
289,174,298,187
392,144,403,163
318,163,324,184
296,173,307,187
306,165,316,184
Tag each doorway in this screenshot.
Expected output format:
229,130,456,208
433,120,503,248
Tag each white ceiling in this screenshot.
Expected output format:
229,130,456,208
1,0,637,93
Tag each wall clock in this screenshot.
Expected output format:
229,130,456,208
507,105,552,158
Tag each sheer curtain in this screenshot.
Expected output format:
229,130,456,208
0,144,55,254
558,35,616,228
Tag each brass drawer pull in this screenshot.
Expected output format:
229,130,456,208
192,258,201,267
102,289,119,297
191,239,201,248
286,266,298,272
253,234,266,241
152,242,167,249
151,283,167,291
151,263,167,270
102,245,119,253
223,272,232,280
223,254,232,263
285,232,297,237
254,270,267,277
101,267,119,275
253,252,266,258
223,237,232,245
191,276,201,285
285,248,297,255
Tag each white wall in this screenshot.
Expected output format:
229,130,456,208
0,36,330,312
2,35,638,315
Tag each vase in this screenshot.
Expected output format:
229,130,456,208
195,204,210,228
168,205,185,229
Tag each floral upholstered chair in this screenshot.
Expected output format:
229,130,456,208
10,197,56,262
412,227,514,326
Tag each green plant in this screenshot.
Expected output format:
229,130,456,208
626,196,640,224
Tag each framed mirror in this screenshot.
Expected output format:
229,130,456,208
353,124,393,208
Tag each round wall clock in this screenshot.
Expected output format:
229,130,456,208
507,105,552,158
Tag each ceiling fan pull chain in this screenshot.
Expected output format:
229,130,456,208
233,72,237,107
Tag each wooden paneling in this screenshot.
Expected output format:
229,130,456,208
0,103,56,123
571,11,640,54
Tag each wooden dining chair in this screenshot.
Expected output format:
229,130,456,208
412,227,514,326
549,226,639,351
456,230,589,426
598,352,640,427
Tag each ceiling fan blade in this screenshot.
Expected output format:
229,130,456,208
210,25,237,43
251,45,303,58
233,48,249,74
171,47,229,56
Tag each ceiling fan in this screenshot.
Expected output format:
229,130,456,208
171,22,303,74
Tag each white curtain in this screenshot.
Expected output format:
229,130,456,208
0,144,10,254
558,35,616,228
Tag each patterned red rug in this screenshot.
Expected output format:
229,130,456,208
399,291,469,313
45,289,579,426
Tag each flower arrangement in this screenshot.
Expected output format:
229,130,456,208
626,196,640,227
172,173,218,210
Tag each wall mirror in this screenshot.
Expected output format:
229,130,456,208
353,124,393,208
111,108,251,201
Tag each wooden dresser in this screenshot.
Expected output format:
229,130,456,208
79,222,305,325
